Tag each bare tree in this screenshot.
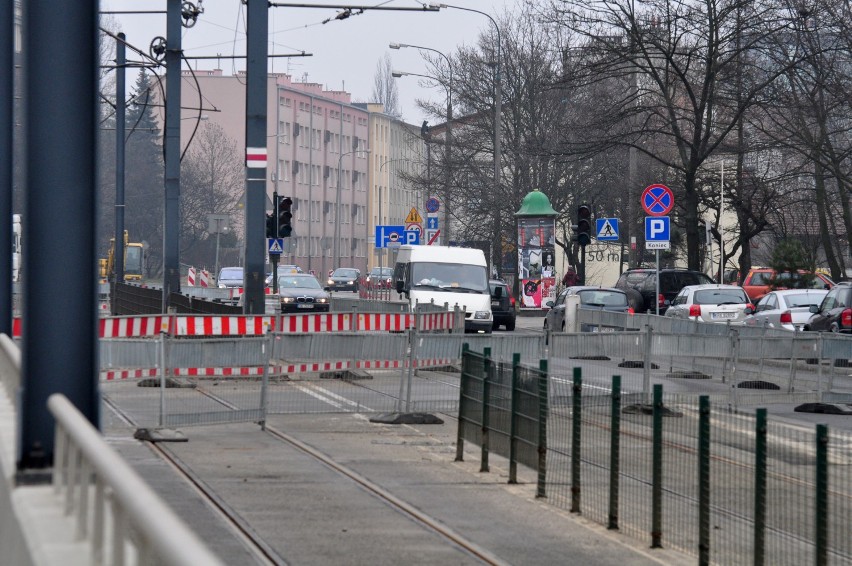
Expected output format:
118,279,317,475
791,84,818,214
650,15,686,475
179,122,244,269
543,0,799,271
371,53,401,118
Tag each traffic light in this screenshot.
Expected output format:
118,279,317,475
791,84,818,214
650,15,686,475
576,204,592,247
278,196,293,237
265,212,276,238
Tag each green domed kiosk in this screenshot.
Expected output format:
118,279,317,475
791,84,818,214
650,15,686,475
515,190,558,310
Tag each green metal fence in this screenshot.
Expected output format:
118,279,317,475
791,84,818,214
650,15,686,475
459,348,852,565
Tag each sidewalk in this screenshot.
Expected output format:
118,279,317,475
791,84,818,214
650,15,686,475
105,408,692,565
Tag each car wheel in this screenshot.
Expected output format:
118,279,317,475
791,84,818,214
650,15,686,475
506,318,515,331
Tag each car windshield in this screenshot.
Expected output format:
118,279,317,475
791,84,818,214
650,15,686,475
333,269,359,278
278,276,321,290
411,262,488,292
370,268,392,277
220,268,243,279
693,289,748,305
576,290,627,307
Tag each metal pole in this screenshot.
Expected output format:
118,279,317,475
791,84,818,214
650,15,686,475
753,408,767,566
570,367,582,513
162,0,183,309
608,375,621,530
651,383,663,548
115,34,126,284
0,0,11,336
720,160,725,281
655,249,660,315
20,0,100,471
698,395,711,566
214,223,221,282
243,0,268,314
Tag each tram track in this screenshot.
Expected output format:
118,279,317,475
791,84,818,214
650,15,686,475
103,387,509,566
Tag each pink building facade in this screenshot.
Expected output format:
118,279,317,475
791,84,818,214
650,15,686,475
177,70,371,277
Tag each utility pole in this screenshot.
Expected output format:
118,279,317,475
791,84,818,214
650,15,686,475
243,0,268,314
162,0,182,309
115,33,126,286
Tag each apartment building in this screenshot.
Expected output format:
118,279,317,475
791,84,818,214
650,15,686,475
173,70,427,278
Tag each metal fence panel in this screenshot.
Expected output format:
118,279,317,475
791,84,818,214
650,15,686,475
100,338,160,369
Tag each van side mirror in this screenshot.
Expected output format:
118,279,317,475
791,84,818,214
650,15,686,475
395,280,404,293
809,304,819,314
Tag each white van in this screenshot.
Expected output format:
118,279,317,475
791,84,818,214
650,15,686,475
391,245,493,333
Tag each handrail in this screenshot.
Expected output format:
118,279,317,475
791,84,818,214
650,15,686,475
0,333,21,400
48,394,224,566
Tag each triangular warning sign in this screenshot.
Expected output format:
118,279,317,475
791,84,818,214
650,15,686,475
268,239,283,253
405,207,423,224
597,219,618,239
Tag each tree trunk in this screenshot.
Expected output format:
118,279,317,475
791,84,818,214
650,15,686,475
684,170,700,270
813,157,841,279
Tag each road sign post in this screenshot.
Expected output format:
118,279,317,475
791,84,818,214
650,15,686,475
641,184,675,317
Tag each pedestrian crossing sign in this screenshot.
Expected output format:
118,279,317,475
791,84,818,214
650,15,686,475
595,218,619,241
267,238,284,254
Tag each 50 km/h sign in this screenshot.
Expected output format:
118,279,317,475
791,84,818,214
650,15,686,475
641,184,674,216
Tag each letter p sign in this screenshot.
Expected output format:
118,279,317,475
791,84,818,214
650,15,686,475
645,216,670,242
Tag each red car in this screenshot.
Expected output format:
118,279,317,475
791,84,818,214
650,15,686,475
740,268,834,302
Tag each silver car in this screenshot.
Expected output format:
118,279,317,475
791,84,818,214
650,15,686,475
665,284,751,324
744,289,828,331
544,286,631,332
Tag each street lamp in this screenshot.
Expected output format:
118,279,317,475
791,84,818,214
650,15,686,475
390,45,453,243
335,148,370,268
436,4,501,222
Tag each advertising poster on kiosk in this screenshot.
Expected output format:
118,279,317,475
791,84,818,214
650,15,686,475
517,217,557,309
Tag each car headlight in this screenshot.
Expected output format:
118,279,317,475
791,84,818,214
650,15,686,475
218,283,226,288
316,297,328,304
327,279,334,285
474,311,490,320
347,280,354,284
281,297,295,303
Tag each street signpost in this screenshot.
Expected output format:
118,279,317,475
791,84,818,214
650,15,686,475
375,225,405,248
641,184,675,315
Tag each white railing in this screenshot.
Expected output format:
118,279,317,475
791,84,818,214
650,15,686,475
48,394,224,566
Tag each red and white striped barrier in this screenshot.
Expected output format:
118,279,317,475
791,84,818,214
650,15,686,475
187,267,211,288
173,316,276,336
9,311,459,341
417,312,458,332
101,316,171,338
278,313,352,333
355,313,414,332
101,368,159,381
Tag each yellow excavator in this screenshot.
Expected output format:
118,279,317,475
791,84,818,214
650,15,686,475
99,231,144,283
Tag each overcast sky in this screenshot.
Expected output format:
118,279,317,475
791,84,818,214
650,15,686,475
101,0,512,125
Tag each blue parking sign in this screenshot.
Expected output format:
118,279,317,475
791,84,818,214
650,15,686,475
645,216,670,241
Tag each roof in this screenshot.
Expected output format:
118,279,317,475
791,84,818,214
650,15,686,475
515,189,558,217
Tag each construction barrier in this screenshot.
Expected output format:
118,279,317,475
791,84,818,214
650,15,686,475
186,267,211,287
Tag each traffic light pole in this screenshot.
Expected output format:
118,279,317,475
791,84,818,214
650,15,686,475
270,192,279,294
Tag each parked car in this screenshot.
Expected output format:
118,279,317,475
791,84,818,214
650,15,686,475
740,268,834,302
489,279,516,331
326,268,361,292
217,266,244,288
276,274,330,313
544,286,632,332
804,282,852,334
365,266,393,289
665,284,752,324
614,268,714,315
743,289,829,331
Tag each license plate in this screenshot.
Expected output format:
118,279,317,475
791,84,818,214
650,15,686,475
297,304,314,309
491,301,500,307
710,311,736,320
592,327,616,333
